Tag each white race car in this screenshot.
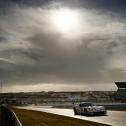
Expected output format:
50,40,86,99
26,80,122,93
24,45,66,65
73,102,107,116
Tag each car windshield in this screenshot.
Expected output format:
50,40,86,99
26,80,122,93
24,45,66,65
80,103,94,107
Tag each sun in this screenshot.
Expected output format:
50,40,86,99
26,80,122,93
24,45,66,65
51,8,79,33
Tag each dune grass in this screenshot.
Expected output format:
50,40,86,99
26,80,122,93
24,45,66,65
13,108,110,126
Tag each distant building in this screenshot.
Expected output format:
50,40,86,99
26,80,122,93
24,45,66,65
115,82,126,102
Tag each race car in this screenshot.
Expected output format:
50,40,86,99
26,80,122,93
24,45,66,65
73,102,107,116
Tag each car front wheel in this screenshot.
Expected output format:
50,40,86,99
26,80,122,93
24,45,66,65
84,108,88,115
74,108,78,115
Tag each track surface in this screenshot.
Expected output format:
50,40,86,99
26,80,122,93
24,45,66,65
18,106,126,126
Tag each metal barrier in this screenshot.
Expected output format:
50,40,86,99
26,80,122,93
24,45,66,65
12,111,22,126
0,105,22,126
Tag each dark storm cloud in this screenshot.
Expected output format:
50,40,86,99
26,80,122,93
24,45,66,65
0,0,126,91
1,0,126,10
3,32,123,85
0,36,7,42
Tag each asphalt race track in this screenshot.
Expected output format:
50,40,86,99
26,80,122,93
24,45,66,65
18,106,126,126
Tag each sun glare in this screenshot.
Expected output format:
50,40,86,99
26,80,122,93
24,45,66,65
51,8,79,33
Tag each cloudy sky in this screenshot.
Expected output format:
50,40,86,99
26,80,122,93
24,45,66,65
0,0,126,92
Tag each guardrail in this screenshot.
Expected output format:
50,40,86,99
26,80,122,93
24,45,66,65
95,102,126,106
12,111,22,126
0,105,22,126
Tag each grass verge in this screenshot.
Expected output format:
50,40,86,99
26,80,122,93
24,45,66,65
13,108,110,126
